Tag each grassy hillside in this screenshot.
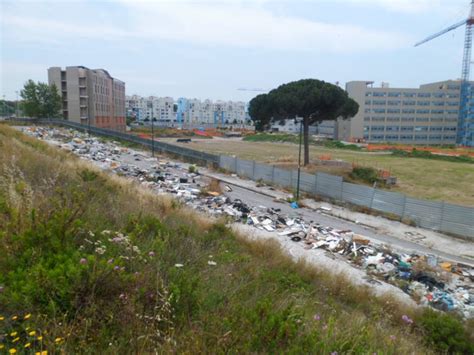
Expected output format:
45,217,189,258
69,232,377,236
0,125,472,353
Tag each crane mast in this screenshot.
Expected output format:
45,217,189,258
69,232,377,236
415,0,474,146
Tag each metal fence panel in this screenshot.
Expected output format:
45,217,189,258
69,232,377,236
371,189,405,216
236,159,254,178
441,203,474,238
220,155,236,172
342,182,373,207
299,172,316,193
404,197,443,230
254,163,274,183
316,172,342,200
273,167,291,188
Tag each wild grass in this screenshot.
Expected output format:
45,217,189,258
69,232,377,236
0,125,472,353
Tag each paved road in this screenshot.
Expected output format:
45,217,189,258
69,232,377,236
223,183,474,267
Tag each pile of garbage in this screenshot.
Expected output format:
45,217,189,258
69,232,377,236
21,126,474,319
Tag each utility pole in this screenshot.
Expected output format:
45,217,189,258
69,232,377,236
15,91,19,117
296,117,303,201
151,113,155,157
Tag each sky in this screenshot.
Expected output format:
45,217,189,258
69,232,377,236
0,0,472,101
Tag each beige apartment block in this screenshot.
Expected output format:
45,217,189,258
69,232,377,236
340,80,463,145
48,66,126,132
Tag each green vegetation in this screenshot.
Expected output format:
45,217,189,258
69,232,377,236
0,100,16,117
324,140,362,151
248,79,359,165
1,125,472,353
20,79,62,118
392,149,474,164
244,132,307,144
349,166,382,185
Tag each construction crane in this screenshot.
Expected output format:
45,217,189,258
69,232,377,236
415,0,474,146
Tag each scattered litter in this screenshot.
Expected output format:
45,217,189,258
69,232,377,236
22,126,474,320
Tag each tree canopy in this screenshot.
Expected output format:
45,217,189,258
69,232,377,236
20,79,62,118
248,79,359,165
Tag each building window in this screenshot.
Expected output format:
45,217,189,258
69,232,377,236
370,126,385,131
417,101,430,106
401,126,414,131
386,126,399,131
403,92,416,97
416,109,429,114
402,109,415,114
387,108,400,113
418,93,431,98
415,135,428,140
432,101,445,106
443,127,457,131
388,92,401,97
370,134,385,140
416,117,429,122
430,135,442,140
400,135,414,140
430,118,443,122
415,126,429,132
365,100,371,105
387,117,400,121
446,93,459,98
373,100,386,105
372,108,386,113
401,117,415,122
431,109,444,114
386,135,399,140
402,101,416,105
447,110,459,114
371,116,385,121
430,126,443,131
373,92,386,97
433,93,444,98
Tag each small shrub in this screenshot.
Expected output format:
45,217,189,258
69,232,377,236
417,309,474,354
349,166,381,184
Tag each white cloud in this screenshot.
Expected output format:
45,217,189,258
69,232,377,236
1,0,411,53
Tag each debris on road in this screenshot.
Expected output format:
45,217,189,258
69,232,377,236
21,126,474,319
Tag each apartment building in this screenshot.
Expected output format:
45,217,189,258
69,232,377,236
48,66,126,131
339,80,471,145
129,96,248,126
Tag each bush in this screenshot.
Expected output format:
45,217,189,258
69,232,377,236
349,166,381,184
324,140,362,151
418,309,474,354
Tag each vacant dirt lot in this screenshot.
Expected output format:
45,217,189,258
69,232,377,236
161,137,474,206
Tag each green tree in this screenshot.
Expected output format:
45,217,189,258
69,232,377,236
20,80,61,118
248,79,359,165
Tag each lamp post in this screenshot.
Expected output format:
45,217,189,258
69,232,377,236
15,91,19,117
295,117,303,201
151,113,155,157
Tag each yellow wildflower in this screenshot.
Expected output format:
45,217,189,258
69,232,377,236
24,343,31,348
0,344,4,349
24,313,31,320
0,315,4,321
10,332,17,337
9,349,17,354
25,327,30,331
54,337,62,343
11,315,18,320
29,331,36,336
41,351,48,355
37,336,43,341
12,337,20,343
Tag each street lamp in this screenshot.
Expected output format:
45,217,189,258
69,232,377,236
295,117,304,201
15,91,19,117
151,113,155,157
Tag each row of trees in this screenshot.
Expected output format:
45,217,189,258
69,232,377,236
248,79,359,166
20,79,62,118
